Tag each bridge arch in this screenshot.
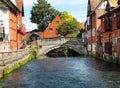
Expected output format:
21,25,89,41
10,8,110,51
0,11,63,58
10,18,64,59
38,37,85,55
43,44,83,55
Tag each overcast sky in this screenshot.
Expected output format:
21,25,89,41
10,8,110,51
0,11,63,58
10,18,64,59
23,0,88,31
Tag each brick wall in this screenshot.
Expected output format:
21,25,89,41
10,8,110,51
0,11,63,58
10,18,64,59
40,16,62,38
9,10,18,51
100,9,120,56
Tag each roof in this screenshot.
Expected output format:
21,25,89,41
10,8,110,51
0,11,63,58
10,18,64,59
98,0,120,19
90,0,102,10
15,0,24,16
4,0,20,14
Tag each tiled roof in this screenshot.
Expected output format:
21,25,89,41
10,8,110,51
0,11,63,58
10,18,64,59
15,0,23,12
109,0,118,7
90,0,102,10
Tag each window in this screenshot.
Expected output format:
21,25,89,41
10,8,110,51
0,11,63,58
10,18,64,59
87,16,92,29
116,14,120,28
56,21,59,25
0,27,5,41
104,17,111,31
49,28,53,32
104,42,112,54
87,16,90,26
92,28,95,36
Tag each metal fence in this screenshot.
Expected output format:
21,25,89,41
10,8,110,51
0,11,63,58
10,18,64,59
0,47,31,66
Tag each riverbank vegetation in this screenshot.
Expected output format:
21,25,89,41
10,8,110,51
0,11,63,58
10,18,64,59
0,46,39,79
91,53,120,65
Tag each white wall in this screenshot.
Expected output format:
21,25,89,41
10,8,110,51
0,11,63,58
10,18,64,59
0,9,9,35
10,0,16,5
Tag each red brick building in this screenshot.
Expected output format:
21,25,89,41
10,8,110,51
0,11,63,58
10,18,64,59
40,16,62,38
16,0,26,49
86,0,105,54
98,0,120,57
0,0,25,51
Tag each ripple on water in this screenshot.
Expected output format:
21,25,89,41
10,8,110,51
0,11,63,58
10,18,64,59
0,57,120,88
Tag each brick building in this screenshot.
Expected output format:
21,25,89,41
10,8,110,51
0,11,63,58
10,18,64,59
40,16,62,38
16,0,26,49
0,0,25,51
98,0,120,57
86,0,105,54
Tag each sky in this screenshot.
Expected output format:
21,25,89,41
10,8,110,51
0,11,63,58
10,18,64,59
23,0,88,32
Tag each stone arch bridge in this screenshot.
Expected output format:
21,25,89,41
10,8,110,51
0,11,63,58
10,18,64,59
37,37,85,55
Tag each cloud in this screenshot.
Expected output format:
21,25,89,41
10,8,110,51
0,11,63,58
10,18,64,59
23,0,87,31
25,23,37,32
77,17,86,22
23,0,37,7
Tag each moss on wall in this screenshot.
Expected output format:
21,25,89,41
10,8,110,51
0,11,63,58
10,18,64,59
0,46,39,79
92,52,120,64
4,54,33,75
0,74,3,79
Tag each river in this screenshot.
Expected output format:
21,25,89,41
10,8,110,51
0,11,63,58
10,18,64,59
0,57,120,88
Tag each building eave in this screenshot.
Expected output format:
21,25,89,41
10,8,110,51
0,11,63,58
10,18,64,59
98,5,120,19
5,0,20,14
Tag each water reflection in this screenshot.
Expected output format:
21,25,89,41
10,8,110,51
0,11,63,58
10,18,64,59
0,57,120,88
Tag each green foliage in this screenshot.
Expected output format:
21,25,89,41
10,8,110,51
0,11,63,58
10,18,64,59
31,45,39,59
62,48,68,57
57,16,81,37
4,63,20,75
0,47,39,79
60,11,73,22
30,0,60,32
0,74,3,79
57,11,81,37
24,37,30,45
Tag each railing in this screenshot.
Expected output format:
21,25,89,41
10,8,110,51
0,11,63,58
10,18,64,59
38,37,82,46
39,37,84,54
0,47,31,66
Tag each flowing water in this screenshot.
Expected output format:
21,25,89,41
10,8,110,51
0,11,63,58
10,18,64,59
0,57,120,88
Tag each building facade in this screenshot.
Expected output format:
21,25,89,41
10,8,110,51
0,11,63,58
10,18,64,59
0,0,25,51
86,0,120,59
40,16,62,38
98,0,120,57
87,0,105,54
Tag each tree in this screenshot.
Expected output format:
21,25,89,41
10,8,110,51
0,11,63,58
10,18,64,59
60,11,73,22
57,11,81,37
30,0,60,32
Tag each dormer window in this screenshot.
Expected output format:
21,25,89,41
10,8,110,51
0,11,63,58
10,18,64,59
56,21,59,25
49,28,53,32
